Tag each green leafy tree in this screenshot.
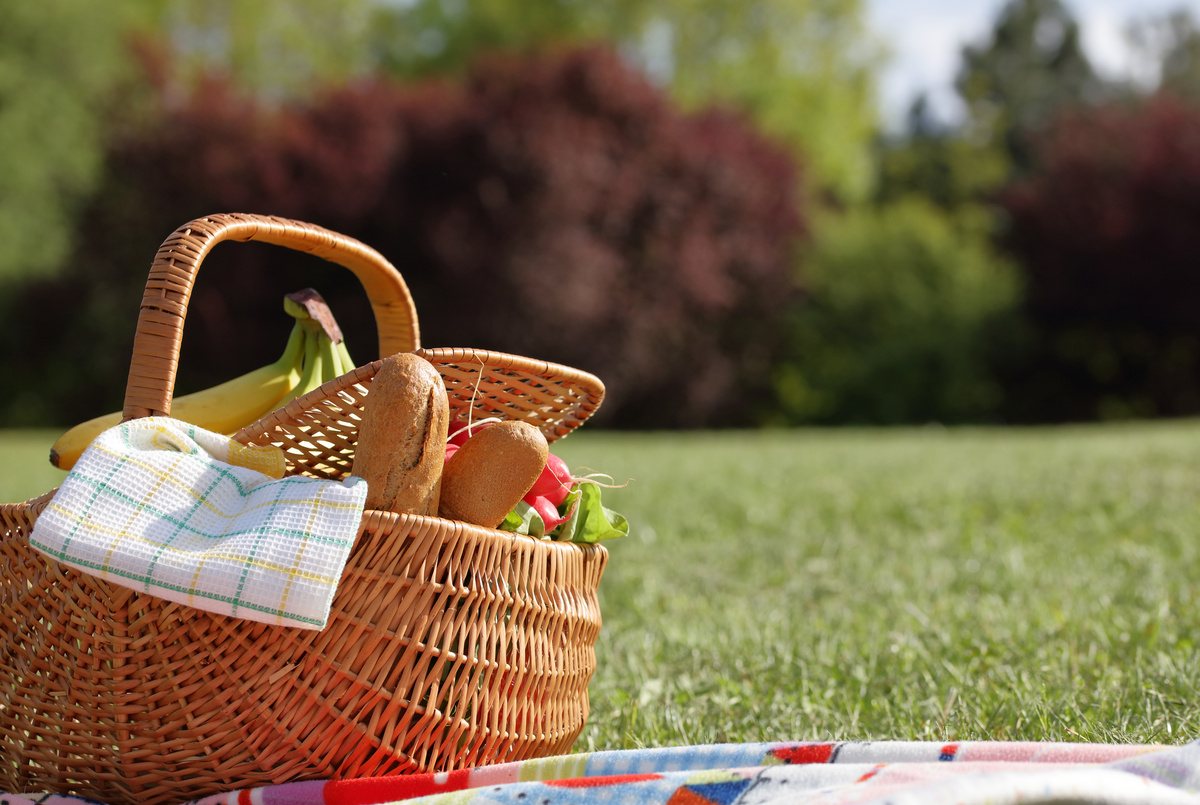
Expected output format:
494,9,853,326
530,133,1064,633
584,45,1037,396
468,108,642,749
643,0,882,202
151,0,379,99
1127,9,1200,101
771,199,1021,425
875,0,1112,218
365,0,639,79
874,94,1011,211
0,0,155,281
956,0,1105,172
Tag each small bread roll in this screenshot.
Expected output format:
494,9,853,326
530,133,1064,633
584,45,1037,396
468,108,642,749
353,353,449,514
439,420,548,528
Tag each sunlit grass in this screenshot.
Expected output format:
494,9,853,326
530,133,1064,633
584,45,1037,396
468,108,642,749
0,430,67,504
551,422,1200,750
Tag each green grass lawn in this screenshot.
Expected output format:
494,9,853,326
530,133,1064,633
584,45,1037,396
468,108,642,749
4,422,1200,749
551,422,1200,750
1,430,68,504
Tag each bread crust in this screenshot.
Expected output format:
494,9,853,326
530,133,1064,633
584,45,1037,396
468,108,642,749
439,420,549,528
353,353,449,514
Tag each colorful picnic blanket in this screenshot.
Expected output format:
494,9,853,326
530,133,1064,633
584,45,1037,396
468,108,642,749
29,417,368,629
6,740,1199,805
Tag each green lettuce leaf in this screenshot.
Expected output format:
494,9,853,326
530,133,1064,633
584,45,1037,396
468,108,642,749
499,500,547,538
554,482,629,543
498,481,628,543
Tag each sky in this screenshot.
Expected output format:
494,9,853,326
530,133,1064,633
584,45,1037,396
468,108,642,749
866,0,1200,128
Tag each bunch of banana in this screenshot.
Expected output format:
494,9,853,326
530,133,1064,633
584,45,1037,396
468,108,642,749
276,291,357,408
49,289,357,471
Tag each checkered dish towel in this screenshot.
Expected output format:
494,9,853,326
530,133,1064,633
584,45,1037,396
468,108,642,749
30,416,368,630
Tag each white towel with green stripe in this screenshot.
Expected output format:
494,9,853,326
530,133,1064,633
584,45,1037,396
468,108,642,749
30,416,368,630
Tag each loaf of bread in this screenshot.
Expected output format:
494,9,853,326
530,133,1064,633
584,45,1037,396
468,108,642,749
438,420,548,528
352,353,450,515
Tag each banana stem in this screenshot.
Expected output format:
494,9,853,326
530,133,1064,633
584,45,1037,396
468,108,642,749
336,340,357,375
284,288,343,344
280,325,321,407
302,329,326,396
272,321,307,372
329,338,346,377
318,332,339,385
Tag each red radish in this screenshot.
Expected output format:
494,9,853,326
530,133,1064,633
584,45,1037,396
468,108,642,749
524,452,574,506
444,442,460,464
529,495,568,530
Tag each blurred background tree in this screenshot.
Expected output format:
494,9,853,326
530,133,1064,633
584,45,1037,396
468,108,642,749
998,94,1200,421
955,0,1107,174
773,1,1039,426
874,95,1011,213
0,44,804,430
770,200,1019,425
366,0,881,203
1127,9,1200,102
152,0,379,98
0,0,154,283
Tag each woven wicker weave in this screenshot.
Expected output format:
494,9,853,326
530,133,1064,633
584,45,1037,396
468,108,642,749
0,214,609,805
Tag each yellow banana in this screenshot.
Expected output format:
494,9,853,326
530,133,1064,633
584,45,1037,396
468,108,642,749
328,338,345,377
276,321,326,408
335,339,357,376
49,322,307,471
318,330,339,385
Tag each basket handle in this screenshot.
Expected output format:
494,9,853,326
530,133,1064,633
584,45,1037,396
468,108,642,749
122,213,420,421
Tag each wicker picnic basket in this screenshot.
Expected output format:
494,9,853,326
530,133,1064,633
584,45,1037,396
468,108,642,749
0,214,609,805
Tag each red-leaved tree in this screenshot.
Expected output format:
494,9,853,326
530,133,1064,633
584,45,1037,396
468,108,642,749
5,44,806,429
999,93,1200,420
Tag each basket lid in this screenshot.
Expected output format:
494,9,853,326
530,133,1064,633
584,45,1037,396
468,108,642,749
234,346,604,481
